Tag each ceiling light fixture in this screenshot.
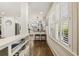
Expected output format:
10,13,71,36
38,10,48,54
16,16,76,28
1,11,5,15
40,11,43,14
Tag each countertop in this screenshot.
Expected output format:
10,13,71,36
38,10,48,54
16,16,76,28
0,34,29,50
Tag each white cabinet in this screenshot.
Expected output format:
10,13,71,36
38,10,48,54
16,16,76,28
1,17,15,37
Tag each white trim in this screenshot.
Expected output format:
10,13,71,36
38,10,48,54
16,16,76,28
49,36,77,56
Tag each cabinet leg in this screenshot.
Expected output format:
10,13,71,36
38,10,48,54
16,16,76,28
8,45,12,56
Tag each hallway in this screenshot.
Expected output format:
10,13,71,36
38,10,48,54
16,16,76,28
29,35,53,56
30,40,53,56
0,2,79,56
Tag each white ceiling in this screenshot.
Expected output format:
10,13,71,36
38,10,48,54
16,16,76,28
0,2,52,19
29,2,52,20
0,2,21,17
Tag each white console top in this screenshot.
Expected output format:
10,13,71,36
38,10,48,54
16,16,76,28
0,34,29,50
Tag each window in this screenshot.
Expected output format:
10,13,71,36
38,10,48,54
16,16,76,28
61,17,69,45
50,14,56,38
49,17,69,45
48,3,70,46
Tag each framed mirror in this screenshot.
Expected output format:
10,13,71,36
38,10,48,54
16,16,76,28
5,20,12,25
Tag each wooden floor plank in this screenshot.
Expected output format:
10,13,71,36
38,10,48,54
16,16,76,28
30,40,54,56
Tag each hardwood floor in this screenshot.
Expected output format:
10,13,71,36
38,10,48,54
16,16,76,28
30,40,54,56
